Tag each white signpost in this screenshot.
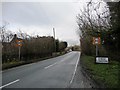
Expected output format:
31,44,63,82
96,57,109,63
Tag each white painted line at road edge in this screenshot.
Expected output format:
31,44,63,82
70,53,80,84
0,79,20,89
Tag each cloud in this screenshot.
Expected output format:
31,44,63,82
2,2,83,46
2,2,51,26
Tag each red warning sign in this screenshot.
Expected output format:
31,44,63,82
16,40,23,47
93,37,101,45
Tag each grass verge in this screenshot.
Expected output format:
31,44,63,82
2,52,66,70
80,55,120,88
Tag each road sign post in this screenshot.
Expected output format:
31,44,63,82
96,44,98,56
92,37,109,63
93,37,100,56
19,46,21,60
16,40,23,60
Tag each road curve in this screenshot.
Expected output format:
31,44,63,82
2,51,80,88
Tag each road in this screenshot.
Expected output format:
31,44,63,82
1,51,89,88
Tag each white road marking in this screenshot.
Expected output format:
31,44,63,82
44,55,70,69
81,81,83,84
2,53,70,73
70,53,80,84
44,62,57,69
0,79,20,89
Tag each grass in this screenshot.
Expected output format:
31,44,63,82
2,51,66,70
2,61,25,69
80,55,120,88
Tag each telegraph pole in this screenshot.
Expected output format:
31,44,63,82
53,28,56,52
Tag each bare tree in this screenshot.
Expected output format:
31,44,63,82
77,0,111,38
16,29,31,40
0,22,14,43
77,0,111,55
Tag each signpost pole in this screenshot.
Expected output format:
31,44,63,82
16,40,22,60
96,44,98,56
19,46,21,60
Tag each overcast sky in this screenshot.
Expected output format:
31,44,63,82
1,0,115,46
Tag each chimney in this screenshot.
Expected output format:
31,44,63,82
14,34,17,39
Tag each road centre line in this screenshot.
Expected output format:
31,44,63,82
44,52,79,70
44,62,57,69
0,79,20,89
44,55,70,69
2,53,71,73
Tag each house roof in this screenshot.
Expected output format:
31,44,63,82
10,34,23,43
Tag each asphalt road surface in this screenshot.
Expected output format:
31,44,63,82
1,51,91,88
